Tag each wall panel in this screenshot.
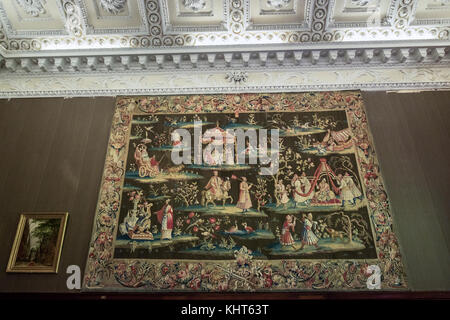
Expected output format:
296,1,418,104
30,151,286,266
0,97,115,292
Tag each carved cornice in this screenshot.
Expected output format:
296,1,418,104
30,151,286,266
0,66,449,98
1,45,447,73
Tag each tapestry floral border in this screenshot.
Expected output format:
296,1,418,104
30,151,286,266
82,91,408,291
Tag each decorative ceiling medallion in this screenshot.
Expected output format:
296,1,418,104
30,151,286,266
99,0,128,15
351,0,371,6
182,0,207,12
15,0,47,17
267,0,291,10
226,71,248,84
344,0,380,13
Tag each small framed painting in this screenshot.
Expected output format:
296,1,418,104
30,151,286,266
6,212,68,273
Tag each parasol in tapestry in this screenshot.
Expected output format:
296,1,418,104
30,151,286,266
83,91,407,291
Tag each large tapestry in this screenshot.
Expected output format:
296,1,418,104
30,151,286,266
83,91,407,291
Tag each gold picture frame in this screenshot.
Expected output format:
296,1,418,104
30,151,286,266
6,212,68,273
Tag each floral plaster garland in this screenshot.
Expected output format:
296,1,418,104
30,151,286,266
83,91,407,291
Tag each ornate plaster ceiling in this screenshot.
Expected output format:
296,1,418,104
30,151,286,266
0,0,449,52
0,1,449,97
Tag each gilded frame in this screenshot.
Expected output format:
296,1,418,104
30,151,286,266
7,212,68,273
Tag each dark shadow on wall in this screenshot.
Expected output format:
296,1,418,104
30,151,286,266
362,91,450,291
0,97,115,292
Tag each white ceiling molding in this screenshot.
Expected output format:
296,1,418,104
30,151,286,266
0,0,448,53
62,0,85,37
0,45,448,73
0,66,449,98
160,0,229,33
0,0,449,96
0,0,68,38
79,0,150,36
246,0,309,31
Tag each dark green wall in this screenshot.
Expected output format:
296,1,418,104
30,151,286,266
0,92,448,292
0,97,115,292
363,91,450,291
